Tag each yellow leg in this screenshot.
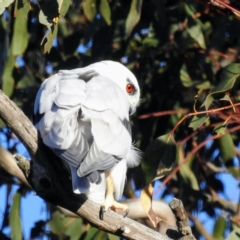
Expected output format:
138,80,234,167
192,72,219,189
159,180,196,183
100,172,129,220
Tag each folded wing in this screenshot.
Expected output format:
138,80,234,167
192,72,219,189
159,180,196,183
34,72,132,184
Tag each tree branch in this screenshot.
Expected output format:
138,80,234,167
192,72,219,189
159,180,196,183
0,90,171,240
169,199,196,240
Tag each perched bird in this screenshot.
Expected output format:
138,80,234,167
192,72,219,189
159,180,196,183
33,61,141,218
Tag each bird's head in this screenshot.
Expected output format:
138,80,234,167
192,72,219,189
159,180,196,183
96,61,140,115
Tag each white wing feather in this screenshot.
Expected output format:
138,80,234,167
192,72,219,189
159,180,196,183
34,61,141,203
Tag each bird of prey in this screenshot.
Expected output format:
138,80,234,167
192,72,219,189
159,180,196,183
33,60,141,218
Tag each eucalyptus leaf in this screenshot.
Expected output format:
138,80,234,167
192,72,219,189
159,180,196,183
189,115,209,130
82,0,97,22
213,216,226,239
125,0,142,38
108,233,120,240
142,37,159,48
83,227,108,240
187,24,206,49
0,119,6,128
2,45,15,97
59,0,71,17
180,64,193,87
38,0,59,25
48,211,82,240
213,122,227,135
220,94,232,103
226,228,240,240
228,167,240,179
39,10,52,27
0,0,14,15
142,133,176,184
9,191,22,240
178,146,199,191
99,0,111,25
41,25,58,53
14,0,31,17
12,1,30,55
204,63,240,110
217,133,235,163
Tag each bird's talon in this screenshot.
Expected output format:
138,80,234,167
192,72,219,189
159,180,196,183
123,208,129,218
100,206,105,220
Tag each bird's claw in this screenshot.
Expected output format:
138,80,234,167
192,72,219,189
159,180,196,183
123,208,129,218
100,205,106,220
100,205,129,220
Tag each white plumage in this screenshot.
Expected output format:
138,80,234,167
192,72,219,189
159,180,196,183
33,61,141,207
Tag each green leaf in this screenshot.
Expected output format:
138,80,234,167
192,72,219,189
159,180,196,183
217,133,235,163
220,63,240,85
0,119,6,128
228,167,240,179
178,146,199,191
0,20,8,78
2,45,15,97
59,0,71,17
204,63,240,110
142,37,159,48
213,122,227,135
226,228,240,240
196,80,211,90
41,25,58,53
0,0,14,15
180,64,193,87
83,227,108,240
38,0,60,26
220,94,232,103
14,0,31,17
9,191,22,240
189,115,209,130
64,218,83,240
12,0,30,55
187,24,206,49
125,0,143,38
39,9,51,27
48,211,82,240
108,233,120,240
82,0,97,22
213,216,226,239
99,0,111,25
142,133,176,184
16,75,35,88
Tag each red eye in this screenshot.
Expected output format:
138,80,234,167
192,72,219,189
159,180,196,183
126,84,134,93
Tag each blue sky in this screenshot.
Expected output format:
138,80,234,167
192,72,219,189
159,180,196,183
0,132,48,239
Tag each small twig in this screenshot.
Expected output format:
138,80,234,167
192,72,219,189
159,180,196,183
168,102,240,142
210,0,240,16
138,110,189,120
204,161,228,174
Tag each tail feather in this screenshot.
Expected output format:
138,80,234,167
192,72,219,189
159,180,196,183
126,145,142,168
110,159,127,200
70,165,89,193
70,165,106,204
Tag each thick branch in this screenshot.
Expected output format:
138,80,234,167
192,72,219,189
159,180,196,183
169,199,196,240
0,90,170,240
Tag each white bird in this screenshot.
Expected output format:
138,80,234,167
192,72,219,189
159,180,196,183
33,60,141,218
